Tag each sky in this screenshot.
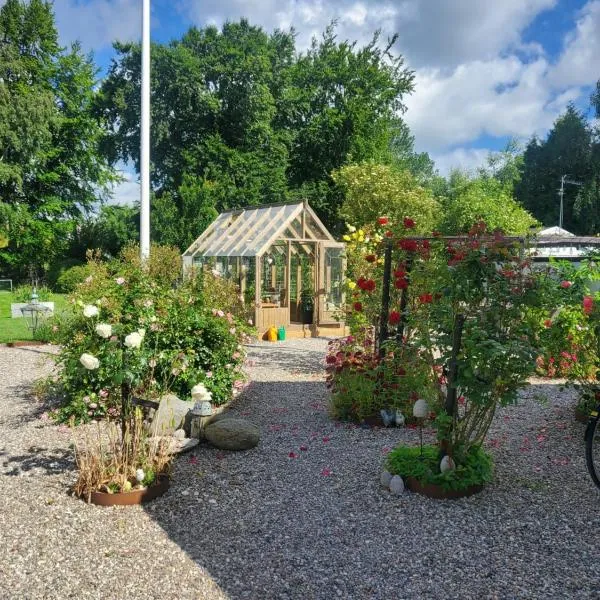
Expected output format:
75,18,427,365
40,0,600,203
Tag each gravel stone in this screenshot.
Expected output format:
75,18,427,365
1,340,600,599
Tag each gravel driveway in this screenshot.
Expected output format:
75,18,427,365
1,340,600,600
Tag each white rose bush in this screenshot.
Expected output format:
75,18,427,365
50,248,254,424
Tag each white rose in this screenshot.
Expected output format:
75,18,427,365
80,353,100,370
95,323,112,338
124,332,143,349
137,328,146,339
83,305,99,318
135,468,145,483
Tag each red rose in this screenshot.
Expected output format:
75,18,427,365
403,217,416,229
543,319,552,328
389,310,401,325
394,278,408,289
365,254,377,263
353,302,363,312
418,293,433,304
398,239,418,252
378,216,389,225
560,280,572,289
385,230,393,238
583,296,594,315
393,269,406,278
363,279,376,292
357,277,367,290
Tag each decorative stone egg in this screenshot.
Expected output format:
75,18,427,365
440,455,456,473
380,470,393,487
412,399,429,419
389,475,405,495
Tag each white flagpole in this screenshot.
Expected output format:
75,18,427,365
140,0,151,261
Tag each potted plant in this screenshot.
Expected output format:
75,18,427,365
73,409,174,505
347,217,542,498
300,286,314,325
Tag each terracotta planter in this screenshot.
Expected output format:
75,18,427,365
361,415,385,428
575,408,589,424
405,476,483,500
84,476,170,506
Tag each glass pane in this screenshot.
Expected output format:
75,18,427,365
325,247,344,311
261,244,288,307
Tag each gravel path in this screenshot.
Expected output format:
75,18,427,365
1,340,600,599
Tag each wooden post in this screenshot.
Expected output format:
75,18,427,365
441,313,466,454
255,256,261,330
378,241,392,358
396,255,413,343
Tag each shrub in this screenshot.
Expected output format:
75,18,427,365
46,258,84,290
55,264,93,293
73,410,173,501
192,266,254,324
386,444,493,491
49,248,252,423
12,284,52,302
326,330,439,422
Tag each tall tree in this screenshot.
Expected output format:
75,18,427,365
99,21,416,245
515,104,593,233
0,0,115,280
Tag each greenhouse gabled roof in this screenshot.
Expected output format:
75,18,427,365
183,201,337,258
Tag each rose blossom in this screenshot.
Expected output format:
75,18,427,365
115,277,126,285
80,353,100,370
95,323,112,338
124,331,143,348
83,305,99,318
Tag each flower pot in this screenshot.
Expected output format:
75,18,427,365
360,414,385,428
301,307,314,325
405,477,483,499
83,476,170,506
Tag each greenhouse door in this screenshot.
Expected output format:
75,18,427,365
289,242,316,324
317,243,345,324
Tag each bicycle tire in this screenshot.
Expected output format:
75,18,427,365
584,406,600,488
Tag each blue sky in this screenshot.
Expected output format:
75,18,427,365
39,0,600,203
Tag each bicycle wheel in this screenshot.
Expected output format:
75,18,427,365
584,406,600,488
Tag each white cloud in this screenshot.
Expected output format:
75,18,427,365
52,0,143,52
548,0,600,88
391,0,557,69
432,148,490,176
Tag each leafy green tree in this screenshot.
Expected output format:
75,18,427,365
69,205,140,260
333,162,440,232
98,20,291,227
283,26,415,229
439,171,538,235
515,104,594,233
0,0,115,280
99,20,417,240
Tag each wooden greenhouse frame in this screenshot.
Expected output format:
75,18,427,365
182,201,346,338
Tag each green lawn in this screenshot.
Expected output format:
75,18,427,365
0,291,69,343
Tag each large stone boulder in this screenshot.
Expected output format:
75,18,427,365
203,418,260,451
149,393,191,436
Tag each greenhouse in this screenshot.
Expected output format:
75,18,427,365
182,201,346,336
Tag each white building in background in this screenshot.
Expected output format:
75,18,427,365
531,226,600,263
